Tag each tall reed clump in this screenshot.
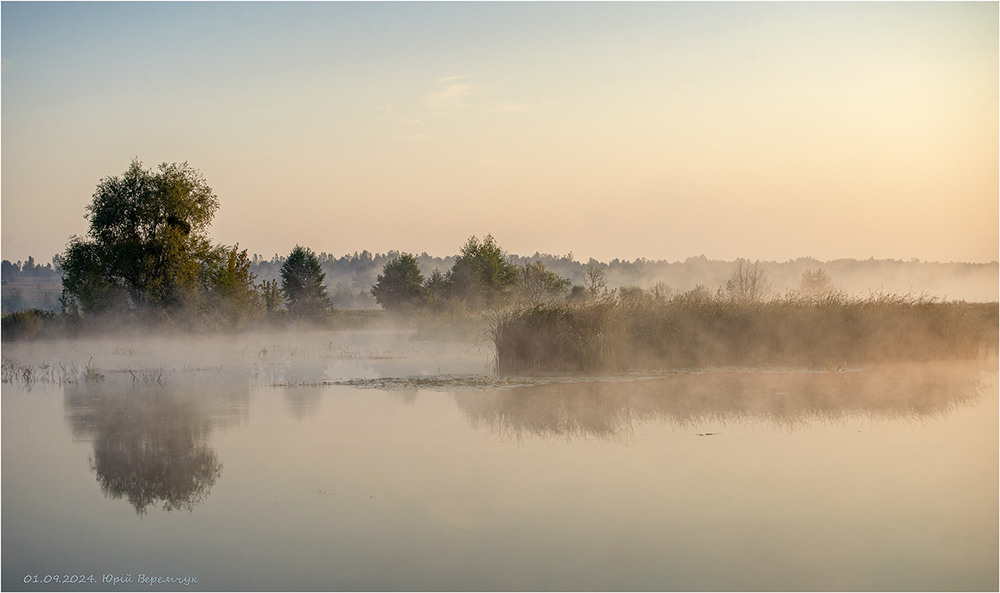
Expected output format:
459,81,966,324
489,291,998,374
485,298,627,374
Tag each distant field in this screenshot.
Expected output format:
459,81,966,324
1,277,62,313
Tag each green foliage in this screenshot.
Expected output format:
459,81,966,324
422,268,450,312
366,235,525,318
371,253,426,312
60,239,122,312
60,160,220,314
257,279,284,317
203,245,260,328
446,235,519,308
280,245,332,320
1,308,55,340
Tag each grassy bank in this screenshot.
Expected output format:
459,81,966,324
0,305,489,342
490,293,998,374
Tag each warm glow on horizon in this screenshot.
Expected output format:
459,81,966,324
2,2,997,264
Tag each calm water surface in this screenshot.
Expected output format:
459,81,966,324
2,330,997,591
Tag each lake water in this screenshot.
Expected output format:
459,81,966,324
2,330,997,591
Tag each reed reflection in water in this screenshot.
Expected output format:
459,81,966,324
455,361,993,440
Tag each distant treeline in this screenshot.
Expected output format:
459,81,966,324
2,159,998,352
1,257,62,313
245,251,1000,308
5,251,996,315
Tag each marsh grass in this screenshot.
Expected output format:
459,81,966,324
490,292,998,374
0,307,392,342
1,356,112,387
129,368,165,387
2,358,183,389
1,308,59,340
83,357,106,383
2,357,88,387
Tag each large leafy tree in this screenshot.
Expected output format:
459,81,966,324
61,160,220,313
446,234,519,308
371,253,426,312
280,245,332,320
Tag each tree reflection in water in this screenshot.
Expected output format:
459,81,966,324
64,384,227,515
454,361,995,441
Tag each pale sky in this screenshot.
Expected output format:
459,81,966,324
2,2,997,265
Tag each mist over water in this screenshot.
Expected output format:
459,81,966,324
2,330,997,591
4,3,996,587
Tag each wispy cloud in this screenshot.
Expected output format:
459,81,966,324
424,80,475,113
383,103,421,124
382,75,538,140
435,74,470,85
486,101,539,114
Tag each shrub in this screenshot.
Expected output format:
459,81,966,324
1,308,56,340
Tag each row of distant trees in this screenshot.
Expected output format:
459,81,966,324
14,159,884,330
52,160,593,328
1,256,58,280
13,248,994,306
369,246,840,314
370,236,574,314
